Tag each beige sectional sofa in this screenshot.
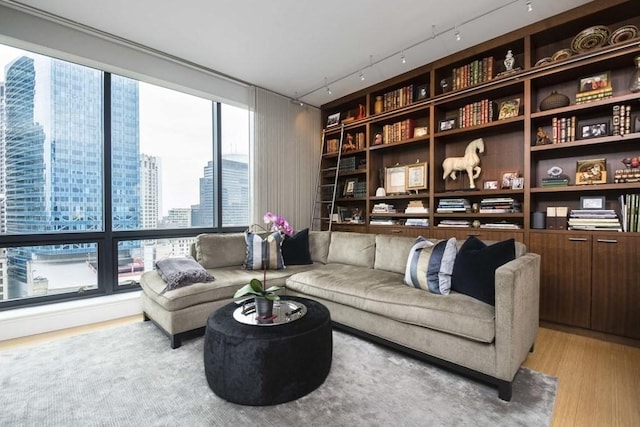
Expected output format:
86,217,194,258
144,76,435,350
140,230,540,401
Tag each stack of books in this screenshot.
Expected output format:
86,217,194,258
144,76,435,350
437,219,470,228
541,176,569,187
479,197,521,213
405,200,428,214
619,193,640,232
480,221,521,229
405,218,429,227
370,218,399,225
568,209,622,231
372,203,396,213
436,198,471,213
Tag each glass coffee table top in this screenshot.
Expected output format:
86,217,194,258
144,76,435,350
233,299,307,326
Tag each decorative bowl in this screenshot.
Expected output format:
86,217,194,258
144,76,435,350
551,48,573,62
534,57,553,67
571,25,610,53
539,91,570,111
608,25,638,45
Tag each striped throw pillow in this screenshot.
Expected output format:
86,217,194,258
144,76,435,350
244,231,285,270
404,236,457,294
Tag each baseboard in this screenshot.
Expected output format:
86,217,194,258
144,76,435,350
0,291,143,341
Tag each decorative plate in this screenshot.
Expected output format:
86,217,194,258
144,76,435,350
551,48,573,62
534,56,553,67
571,25,610,53
608,24,638,45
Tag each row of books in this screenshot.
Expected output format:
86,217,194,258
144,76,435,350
372,203,396,213
379,84,415,112
343,132,365,151
612,105,633,136
457,99,494,128
550,116,577,143
619,193,640,232
436,198,471,213
451,56,495,91
479,197,521,213
380,118,416,144
575,86,613,104
568,209,622,232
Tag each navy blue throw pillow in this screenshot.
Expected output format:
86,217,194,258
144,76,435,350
450,237,516,305
281,228,313,265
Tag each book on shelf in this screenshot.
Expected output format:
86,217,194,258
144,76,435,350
405,200,428,214
612,104,632,136
551,116,576,143
372,203,396,213
370,219,399,225
480,221,521,229
541,177,569,187
405,218,429,227
619,193,640,232
437,198,471,213
437,220,470,228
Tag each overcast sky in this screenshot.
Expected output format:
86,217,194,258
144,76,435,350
1,44,249,217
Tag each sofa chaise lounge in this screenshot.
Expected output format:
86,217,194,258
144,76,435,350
140,230,540,400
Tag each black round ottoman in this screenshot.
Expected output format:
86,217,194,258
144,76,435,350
204,296,332,406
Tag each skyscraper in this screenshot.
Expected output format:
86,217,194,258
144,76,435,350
140,153,160,229
3,54,140,295
221,154,249,227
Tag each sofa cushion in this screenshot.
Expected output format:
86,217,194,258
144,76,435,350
404,237,457,295
195,233,246,269
308,231,331,264
244,231,284,270
326,232,375,268
451,237,516,305
286,264,495,343
282,228,312,265
374,234,415,274
155,256,215,294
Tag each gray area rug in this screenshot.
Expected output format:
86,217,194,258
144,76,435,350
0,322,557,426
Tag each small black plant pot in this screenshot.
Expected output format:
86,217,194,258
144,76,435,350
255,296,274,318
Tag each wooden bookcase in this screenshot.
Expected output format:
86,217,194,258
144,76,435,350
319,0,640,340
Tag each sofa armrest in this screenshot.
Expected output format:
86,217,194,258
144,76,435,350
493,252,541,381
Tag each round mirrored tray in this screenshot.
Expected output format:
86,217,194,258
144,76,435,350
233,299,307,326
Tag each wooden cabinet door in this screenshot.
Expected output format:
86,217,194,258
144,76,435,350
529,232,592,328
591,235,640,339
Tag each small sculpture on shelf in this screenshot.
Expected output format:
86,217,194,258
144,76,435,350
442,138,484,189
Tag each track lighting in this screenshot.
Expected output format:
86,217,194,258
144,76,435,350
359,70,365,81
400,52,406,64
526,1,532,12
455,27,461,41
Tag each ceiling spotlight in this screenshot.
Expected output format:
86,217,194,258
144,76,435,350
325,77,332,95
526,1,533,12
326,86,332,95
455,28,461,41
401,52,406,64
359,71,365,81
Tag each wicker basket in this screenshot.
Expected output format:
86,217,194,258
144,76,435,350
539,91,570,111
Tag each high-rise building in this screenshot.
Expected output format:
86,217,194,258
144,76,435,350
3,55,140,295
195,160,214,227
165,208,191,228
221,154,249,227
0,82,6,234
140,153,160,229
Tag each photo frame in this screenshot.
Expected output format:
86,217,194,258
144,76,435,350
337,206,350,222
326,112,340,127
580,122,609,139
483,180,499,190
498,98,521,120
580,195,606,210
578,71,611,93
343,178,357,197
439,118,456,132
385,165,407,194
406,162,428,191
511,177,524,189
576,158,607,185
500,171,519,189
416,84,429,101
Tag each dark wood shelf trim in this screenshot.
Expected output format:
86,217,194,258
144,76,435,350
531,182,640,193
530,133,640,152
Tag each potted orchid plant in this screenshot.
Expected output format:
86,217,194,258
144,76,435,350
233,212,294,318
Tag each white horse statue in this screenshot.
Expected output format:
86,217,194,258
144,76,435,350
442,138,485,189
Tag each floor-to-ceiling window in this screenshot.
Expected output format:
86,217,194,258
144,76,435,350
0,43,250,306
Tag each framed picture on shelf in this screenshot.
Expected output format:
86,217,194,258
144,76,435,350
326,112,340,127
439,118,456,132
576,158,607,185
385,165,406,194
483,180,499,190
580,195,606,210
337,206,350,222
578,71,610,93
415,84,429,101
500,171,519,189
580,122,608,139
497,98,520,120
511,177,524,189
343,178,357,197
406,162,428,191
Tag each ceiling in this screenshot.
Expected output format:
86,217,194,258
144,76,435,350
10,0,593,107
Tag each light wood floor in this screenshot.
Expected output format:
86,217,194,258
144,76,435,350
1,318,639,426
